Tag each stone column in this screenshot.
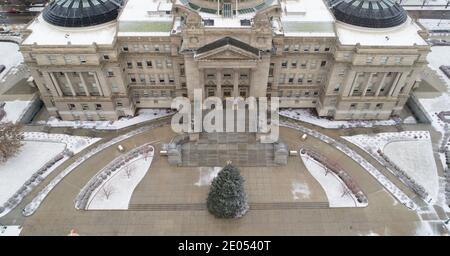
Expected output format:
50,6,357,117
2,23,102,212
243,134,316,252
362,73,374,96
392,71,409,97
48,72,63,96
348,72,360,96
93,72,104,96
341,70,356,97
233,69,239,97
375,72,388,96
64,72,76,96
199,68,205,99
217,69,222,98
388,72,402,97
78,72,90,96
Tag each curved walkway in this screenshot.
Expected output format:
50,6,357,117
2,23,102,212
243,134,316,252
0,123,432,235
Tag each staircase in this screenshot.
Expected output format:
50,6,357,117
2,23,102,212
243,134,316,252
180,132,278,167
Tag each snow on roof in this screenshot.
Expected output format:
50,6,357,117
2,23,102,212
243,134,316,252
335,18,428,46
119,0,173,21
118,0,173,36
279,0,335,37
22,14,116,46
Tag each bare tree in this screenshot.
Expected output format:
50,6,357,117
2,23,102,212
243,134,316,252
0,122,24,162
102,185,115,200
124,164,135,179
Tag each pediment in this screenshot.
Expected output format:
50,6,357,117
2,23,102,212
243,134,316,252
195,45,260,61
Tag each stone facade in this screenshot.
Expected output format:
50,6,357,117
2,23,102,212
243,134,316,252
19,0,430,121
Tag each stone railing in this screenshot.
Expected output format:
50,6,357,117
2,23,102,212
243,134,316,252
75,143,154,210
301,148,368,204
0,149,72,216
377,149,429,200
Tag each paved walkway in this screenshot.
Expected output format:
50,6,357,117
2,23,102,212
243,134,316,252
1,112,449,235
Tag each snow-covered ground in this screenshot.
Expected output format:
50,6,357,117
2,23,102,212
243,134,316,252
195,167,221,186
0,141,66,206
23,123,164,216
0,133,100,217
23,132,101,154
279,108,405,129
343,131,439,202
419,46,450,137
0,226,22,236
87,153,154,210
291,181,311,200
281,120,417,209
1,100,32,123
300,154,366,207
37,109,174,130
0,42,23,81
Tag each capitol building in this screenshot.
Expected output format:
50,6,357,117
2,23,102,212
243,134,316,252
19,0,430,121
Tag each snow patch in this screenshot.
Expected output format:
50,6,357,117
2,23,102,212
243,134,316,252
87,154,153,210
279,108,400,129
291,181,311,200
301,154,366,207
0,226,22,236
195,167,221,186
343,131,439,203
1,100,32,123
38,109,174,130
0,42,23,81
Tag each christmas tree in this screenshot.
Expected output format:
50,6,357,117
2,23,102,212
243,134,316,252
207,163,249,218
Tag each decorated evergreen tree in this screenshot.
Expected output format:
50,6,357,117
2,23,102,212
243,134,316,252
207,163,249,218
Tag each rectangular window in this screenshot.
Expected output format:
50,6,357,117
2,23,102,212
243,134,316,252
284,45,290,52
320,61,327,67
366,57,374,64
156,60,163,68
395,57,403,64
288,74,294,84
63,56,72,64
68,104,76,110
164,44,171,52
116,102,123,107
146,60,153,67
111,84,119,92
180,64,185,76
107,69,114,77
293,44,300,52
278,74,286,84
122,46,129,52
314,46,320,52
127,61,133,69
310,60,317,69
81,104,89,110
291,61,297,68
95,104,102,110
154,45,160,52
143,45,150,51
149,75,156,84
169,74,175,83
139,74,146,83
297,74,304,84
166,59,172,68
334,84,341,92
376,103,383,109
380,56,388,64
137,61,143,68
133,44,139,51
79,56,86,64
159,74,165,83
103,55,110,60
281,60,288,68
130,74,136,83
350,103,357,110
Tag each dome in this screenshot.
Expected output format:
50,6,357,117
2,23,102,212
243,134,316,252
328,0,408,28
43,0,123,27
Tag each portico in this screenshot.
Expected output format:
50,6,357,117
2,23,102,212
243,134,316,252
185,36,269,100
